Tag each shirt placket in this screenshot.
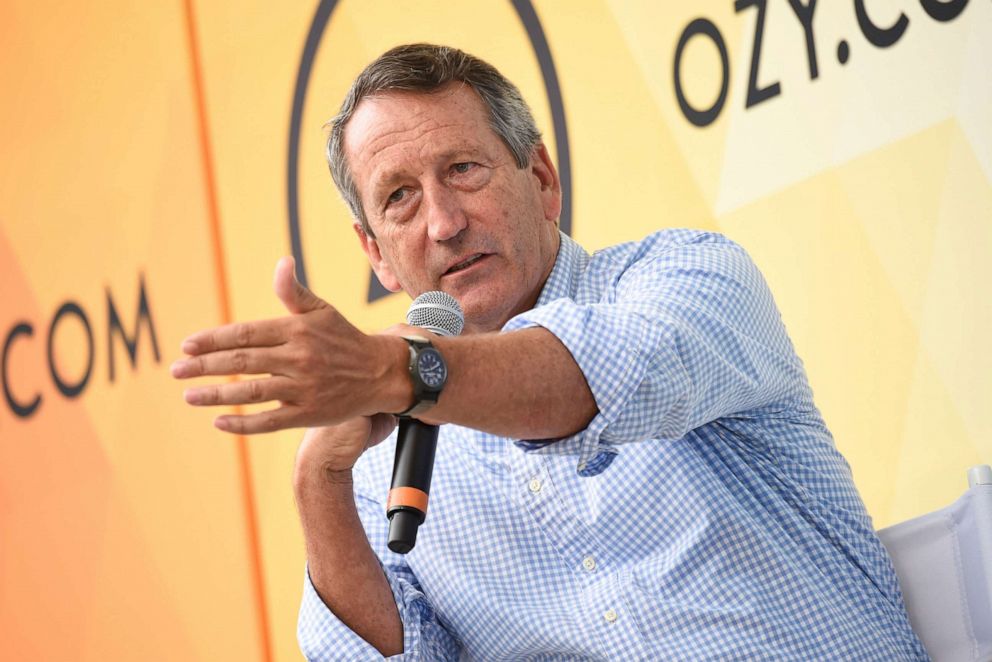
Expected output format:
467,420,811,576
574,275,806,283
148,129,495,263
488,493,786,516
509,453,650,659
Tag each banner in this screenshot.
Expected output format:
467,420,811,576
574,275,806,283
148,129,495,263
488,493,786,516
2,1,989,659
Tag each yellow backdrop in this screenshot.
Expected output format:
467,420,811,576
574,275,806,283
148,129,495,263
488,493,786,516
2,1,989,660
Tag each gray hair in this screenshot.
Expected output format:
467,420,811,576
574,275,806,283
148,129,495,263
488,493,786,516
325,43,542,237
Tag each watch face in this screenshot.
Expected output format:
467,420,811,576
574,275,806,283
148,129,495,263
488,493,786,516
416,348,447,390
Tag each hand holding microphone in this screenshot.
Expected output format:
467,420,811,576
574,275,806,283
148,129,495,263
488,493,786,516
387,291,463,554
175,259,463,554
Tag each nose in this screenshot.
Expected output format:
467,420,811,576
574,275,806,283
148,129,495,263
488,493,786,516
424,184,467,243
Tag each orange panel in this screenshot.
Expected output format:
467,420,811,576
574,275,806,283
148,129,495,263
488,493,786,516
0,1,265,659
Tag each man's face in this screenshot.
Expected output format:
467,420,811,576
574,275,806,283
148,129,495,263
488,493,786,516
344,84,562,334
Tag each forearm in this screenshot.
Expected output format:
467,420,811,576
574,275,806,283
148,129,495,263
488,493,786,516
294,464,403,657
416,327,597,439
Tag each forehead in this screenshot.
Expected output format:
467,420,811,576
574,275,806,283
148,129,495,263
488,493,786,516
343,85,504,181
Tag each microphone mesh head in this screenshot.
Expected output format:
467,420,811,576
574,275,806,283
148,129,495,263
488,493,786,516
407,291,464,337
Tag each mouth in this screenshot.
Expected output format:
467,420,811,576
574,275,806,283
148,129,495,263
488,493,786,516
443,253,489,277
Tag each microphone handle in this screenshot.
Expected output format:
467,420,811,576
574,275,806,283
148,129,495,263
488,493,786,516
386,418,439,554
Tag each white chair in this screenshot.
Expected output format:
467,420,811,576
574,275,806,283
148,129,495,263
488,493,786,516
877,465,992,662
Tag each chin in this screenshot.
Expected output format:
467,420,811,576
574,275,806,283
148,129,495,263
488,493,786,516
459,300,512,334
452,281,530,333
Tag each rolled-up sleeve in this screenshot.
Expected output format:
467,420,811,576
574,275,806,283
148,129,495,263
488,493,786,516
297,465,460,661
503,233,806,476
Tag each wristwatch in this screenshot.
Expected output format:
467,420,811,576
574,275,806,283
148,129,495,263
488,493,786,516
395,335,448,417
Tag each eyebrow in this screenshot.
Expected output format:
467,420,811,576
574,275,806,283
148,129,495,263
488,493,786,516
370,170,408,200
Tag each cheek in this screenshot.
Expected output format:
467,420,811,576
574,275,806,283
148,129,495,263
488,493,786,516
479,184,535,235
377,236,422,283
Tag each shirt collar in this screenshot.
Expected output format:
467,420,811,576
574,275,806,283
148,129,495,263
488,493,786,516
535,231,589,307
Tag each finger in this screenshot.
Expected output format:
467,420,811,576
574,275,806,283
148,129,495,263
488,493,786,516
183,376,295,407
274,256,328,315
367,412,399,447
181,319,289,355
170,346,285,379
215,406,302,435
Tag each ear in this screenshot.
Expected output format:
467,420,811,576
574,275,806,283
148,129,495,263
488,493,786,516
353,223,403,292
530,143,562,223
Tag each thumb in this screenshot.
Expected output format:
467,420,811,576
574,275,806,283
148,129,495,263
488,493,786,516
274,256,327,314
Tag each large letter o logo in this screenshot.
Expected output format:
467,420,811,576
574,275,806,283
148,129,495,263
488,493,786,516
673,18,730,128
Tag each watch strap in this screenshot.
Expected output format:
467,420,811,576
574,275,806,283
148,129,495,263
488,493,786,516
395,336,442,418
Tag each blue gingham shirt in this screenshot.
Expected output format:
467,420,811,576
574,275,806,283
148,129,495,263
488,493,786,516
299,230,927,661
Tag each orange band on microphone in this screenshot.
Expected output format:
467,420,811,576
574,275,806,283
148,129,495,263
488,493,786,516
387,486,429,513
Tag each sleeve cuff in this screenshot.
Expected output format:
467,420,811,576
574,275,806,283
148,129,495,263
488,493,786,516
502,297,658,476
298,565,435,661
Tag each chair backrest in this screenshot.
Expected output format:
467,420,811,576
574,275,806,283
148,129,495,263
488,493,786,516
877,465,992,662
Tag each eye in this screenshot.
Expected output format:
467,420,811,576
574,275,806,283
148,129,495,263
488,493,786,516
451,162,475,175
381,186,419,224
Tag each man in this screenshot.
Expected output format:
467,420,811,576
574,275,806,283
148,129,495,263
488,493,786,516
173,44,926,660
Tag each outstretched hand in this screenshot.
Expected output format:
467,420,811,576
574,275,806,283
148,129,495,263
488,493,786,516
171,256,406,434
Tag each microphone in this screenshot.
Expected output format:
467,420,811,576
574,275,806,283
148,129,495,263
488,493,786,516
387,291,463,554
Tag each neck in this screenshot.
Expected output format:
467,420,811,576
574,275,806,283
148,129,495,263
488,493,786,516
461,230,561,335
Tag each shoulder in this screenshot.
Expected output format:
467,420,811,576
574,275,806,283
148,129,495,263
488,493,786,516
593,228,739,262
588,229,754,280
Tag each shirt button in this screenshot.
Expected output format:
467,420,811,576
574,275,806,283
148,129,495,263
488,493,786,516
603,608,618,623
582,556,596,572
528,478,542,493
